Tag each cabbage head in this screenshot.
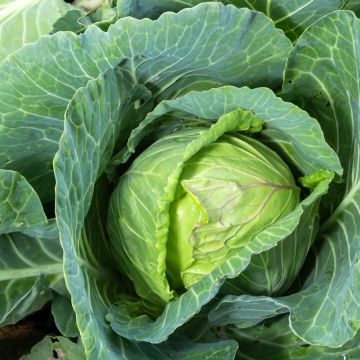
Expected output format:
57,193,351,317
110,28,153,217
108,124,301,309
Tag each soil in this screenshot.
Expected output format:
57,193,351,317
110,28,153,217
0,305,59,360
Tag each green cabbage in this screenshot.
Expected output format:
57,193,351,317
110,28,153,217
2,2,360,359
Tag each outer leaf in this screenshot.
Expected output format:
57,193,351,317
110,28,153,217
0,170,60,325
281,10,360,347
51,2,117,34
0,0,73,62
226,1,346,42
51,9,88,34
230,316,360,360
121,86,341,176
0,221,63,325
208,295,289,328
53,69,235,359
344,1,360,16
20,336,85,360
54,69,126,359
52,67,257,359
0,3,291,201
117,0,345,41
51,293,79,337
21,334,237,360
161,338,238,360
0,169,47,235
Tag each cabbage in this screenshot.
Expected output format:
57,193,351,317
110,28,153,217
2,2,360,360
108,128,300,307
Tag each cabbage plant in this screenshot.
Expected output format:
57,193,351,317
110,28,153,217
1,2,360,360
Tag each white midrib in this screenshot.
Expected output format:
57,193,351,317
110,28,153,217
0,0,38,21
0,263,63,281
274,0,314,24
